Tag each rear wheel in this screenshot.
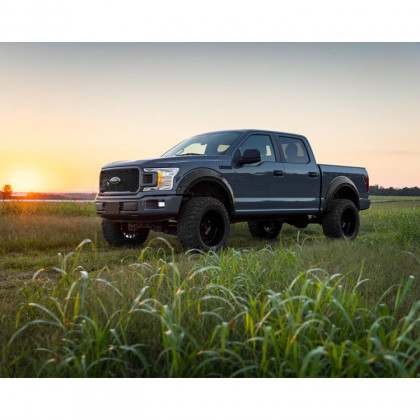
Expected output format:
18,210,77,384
101,220,149,247
322,199,360,240
177,197,230,252
248,221,283,240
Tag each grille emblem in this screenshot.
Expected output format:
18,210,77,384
109,176,121,185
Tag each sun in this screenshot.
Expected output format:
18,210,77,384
8,169,43,192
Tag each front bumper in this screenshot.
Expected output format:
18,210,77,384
95,194,183,222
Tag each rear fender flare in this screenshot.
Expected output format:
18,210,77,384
323,176,360,211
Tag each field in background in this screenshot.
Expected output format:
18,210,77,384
0,197,419,377
368,196,420,209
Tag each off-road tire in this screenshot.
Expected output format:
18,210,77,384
248,221,283,240
101,220,149,247
322,199,360,240
177,197,230,252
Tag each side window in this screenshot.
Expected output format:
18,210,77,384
239,134,276,163
277,137,309,164
217,144,230,153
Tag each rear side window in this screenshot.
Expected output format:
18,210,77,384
277,137,309,164
239,134,276,163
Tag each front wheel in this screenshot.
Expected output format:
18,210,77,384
101,220,150,247
248,221,283,240
177,197,230,252
322,199,360,240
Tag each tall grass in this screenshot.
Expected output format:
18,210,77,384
1,199,419,377
4,239,419,378
372,208,420,247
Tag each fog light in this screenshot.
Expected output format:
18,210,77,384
158,201,165,208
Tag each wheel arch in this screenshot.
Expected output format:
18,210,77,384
176,169,235,215
323,176,360,211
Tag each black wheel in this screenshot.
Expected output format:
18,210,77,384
322,199,360,240
177,197,230,252
248,221,283,240
101,220,149,247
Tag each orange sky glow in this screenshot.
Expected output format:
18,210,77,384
0,43,419,192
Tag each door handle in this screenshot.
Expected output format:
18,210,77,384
308,172,318,178
273,170,284,176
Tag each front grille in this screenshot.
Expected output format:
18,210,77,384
100,168,140,193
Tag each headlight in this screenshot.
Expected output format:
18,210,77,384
143,168,179,191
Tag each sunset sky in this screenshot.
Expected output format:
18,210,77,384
0,43,419,192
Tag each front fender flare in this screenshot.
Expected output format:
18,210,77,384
176,168,235,210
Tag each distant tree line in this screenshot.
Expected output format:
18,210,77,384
20,192,69,200
370,185,420,196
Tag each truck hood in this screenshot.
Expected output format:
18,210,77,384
102,155,223,169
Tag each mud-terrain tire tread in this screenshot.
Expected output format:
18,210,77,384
248,221,283,239
101,220,149,248
177,197,230,252
322,199,360,240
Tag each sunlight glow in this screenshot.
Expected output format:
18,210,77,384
8,169,43,192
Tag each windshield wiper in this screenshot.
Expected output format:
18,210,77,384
177,153,202,156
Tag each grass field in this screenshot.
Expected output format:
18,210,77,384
0,196,419,377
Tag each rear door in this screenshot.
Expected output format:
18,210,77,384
275,136,321,212
233,133,285,213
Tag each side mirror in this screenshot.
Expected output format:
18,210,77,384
239,149,261,165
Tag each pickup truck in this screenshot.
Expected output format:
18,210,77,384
95,129,370,251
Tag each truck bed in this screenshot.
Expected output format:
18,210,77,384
319,164,370,210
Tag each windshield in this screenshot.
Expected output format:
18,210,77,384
162,131,241,157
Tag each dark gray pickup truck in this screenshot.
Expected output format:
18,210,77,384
95,129,370,251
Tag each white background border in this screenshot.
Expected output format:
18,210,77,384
0,0,419,41
1,378,419,419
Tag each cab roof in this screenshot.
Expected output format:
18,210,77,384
197,129,306,139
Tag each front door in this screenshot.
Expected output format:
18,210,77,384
233,133,285,214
